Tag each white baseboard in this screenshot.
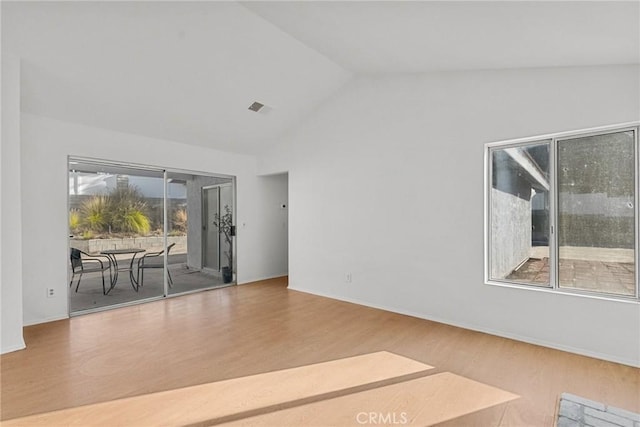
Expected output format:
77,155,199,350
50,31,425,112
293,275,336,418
23,314,69,327
1,342,26,355
238,274,288,285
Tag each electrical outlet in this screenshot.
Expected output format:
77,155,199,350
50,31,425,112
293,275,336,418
47,288,55,298
345,273,352,283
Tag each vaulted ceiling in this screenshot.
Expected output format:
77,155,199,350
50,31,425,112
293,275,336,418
3,1,638,155
244,1,639,73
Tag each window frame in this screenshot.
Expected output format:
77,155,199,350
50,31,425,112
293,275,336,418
484,123,640,302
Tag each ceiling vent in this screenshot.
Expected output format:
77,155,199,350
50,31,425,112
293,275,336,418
248,101,264,112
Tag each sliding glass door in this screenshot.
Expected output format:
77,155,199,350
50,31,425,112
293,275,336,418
68,158,235,314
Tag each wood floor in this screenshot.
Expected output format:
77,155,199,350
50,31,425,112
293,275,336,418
218,372,518,427
3,352,438,426
1,277,638,426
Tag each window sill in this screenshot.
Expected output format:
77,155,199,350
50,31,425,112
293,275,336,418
485,279,640,304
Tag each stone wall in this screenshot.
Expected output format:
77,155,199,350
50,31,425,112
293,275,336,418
70,235,187,255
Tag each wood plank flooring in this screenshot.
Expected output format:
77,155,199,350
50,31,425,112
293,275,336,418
220,372,518,427
1,277,638,426
3,352,434,426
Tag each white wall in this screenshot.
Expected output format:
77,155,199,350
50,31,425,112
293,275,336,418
1,54,26,353
19,114,276,326
260,65,640,366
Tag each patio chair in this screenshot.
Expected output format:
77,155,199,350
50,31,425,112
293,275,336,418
69,248,113,295
136,243,176,288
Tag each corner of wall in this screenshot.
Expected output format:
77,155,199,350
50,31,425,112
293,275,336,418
1,53,26,354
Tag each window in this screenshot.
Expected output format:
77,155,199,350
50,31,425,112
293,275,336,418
486,125,639,299
489,141,551,287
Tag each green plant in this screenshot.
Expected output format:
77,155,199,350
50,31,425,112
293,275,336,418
80,196,109,231
213,205,233,271
81,230,94,240
107,185,151,234
76,185,152,236
113,209,151,234
69,210,81,233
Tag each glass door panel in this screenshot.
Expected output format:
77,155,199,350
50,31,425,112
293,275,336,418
68,160,165,313
166,172,234,295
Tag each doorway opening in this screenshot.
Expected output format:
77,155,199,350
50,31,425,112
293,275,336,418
202,182,233,277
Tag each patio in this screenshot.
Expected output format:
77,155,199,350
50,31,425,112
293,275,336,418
69,252,229,313
507,257,635,296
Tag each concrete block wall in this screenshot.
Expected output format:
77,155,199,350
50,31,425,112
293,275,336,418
490,188,532,279
69,236,187,255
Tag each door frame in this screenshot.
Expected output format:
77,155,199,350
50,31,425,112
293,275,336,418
201,185,221,275
201,182,234,276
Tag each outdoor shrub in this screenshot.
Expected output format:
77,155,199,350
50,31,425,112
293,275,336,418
107,186,151,234
113,209,151,234
69,210,81,232
74,185,152,236
108,186,146,210
173,208,187,232
81,196,109,231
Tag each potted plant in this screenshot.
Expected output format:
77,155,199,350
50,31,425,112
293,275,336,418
213,205,234,283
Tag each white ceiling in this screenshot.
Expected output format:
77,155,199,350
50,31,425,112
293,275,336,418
3,1,639,155
2,1,351,155
244,1,640,74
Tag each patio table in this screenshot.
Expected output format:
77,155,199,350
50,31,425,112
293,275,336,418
101,248,146,293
